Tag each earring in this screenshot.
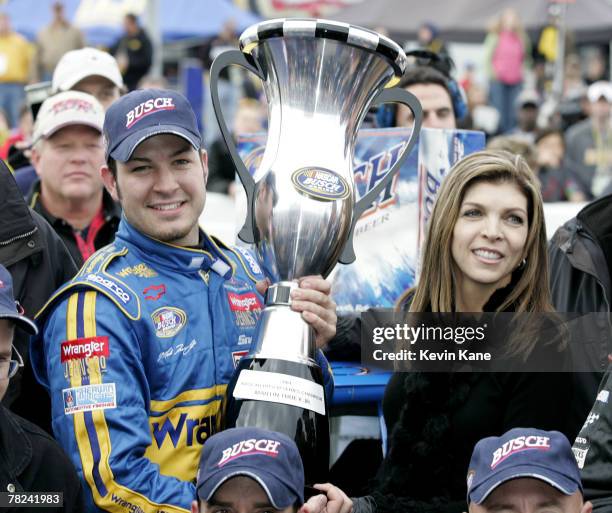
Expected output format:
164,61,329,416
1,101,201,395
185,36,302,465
517,258,527,270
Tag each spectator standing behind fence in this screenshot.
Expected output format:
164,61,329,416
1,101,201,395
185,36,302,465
483,8,531,134
111,13,152,91
34,1,84,82
0,13,33,129
565,81,612,199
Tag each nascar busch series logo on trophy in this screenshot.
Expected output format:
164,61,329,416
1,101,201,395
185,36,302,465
210,18,422,482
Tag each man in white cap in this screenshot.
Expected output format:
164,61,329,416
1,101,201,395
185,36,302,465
28,91,121,267
52,47,125,109
13,47,125,197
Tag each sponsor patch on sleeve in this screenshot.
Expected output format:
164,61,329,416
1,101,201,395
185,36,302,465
61,336,110,363
62,383,117,414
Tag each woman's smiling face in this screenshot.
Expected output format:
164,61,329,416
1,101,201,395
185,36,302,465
451,180,529,297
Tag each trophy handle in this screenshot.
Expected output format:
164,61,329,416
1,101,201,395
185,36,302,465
338,88,423,264
209,50,263,244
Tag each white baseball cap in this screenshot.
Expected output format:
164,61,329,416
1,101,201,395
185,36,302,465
587,81,612,103
52,47,124,93
33,91,105,143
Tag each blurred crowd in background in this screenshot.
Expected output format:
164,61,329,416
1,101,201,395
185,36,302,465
0,0,610,202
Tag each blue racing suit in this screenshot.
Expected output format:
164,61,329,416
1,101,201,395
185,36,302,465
31,219,333,513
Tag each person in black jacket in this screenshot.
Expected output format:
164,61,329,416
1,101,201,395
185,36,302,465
0,160,77,431
0,263,83,512
350,150,571,513
111,13,153,91
549,194,612,512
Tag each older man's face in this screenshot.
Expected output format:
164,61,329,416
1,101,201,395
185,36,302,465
469,478,592,513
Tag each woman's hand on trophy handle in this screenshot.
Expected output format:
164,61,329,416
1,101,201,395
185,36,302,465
291,275,337,349
299,483,353,513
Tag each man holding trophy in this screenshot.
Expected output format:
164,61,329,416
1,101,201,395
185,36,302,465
33,15,420,513
31,88,337,513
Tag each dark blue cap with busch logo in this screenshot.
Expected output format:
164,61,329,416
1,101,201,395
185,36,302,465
196,427,305,509
467,428,582,505
103,88,201,162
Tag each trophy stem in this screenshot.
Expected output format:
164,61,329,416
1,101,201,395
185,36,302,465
248,281,317,365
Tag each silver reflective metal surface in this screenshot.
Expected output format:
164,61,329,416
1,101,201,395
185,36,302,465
250,35,398,282
210,20,418,365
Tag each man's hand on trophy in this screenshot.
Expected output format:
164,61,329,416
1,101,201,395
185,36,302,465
298,483,353,513
291,275,337,348
255,275,337,348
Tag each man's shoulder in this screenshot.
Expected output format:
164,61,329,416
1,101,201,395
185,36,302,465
565,119,592,141
38,243,141,322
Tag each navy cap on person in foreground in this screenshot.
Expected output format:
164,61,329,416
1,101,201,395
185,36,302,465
467,428,582,505
196,427,304,510
0,264,38,335
103,88,201,162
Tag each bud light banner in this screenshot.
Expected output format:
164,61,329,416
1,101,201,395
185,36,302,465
416,129,486,278
237,127,484,313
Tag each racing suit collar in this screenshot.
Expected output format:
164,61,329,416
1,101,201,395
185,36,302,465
115,217,234,278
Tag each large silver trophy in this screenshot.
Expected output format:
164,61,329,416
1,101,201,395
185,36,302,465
210,18,422,482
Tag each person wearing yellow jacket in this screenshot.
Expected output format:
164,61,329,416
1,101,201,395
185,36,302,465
0,13,34,129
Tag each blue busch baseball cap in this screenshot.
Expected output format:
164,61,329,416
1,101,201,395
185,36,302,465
0,264,37,335
103,88,201,162
467,428,582,504
196,427,305,509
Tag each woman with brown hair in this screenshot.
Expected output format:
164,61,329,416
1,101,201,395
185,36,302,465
351,150,571,513
406,149,550,314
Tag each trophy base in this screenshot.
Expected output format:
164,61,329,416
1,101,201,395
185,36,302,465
224,356,330,484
